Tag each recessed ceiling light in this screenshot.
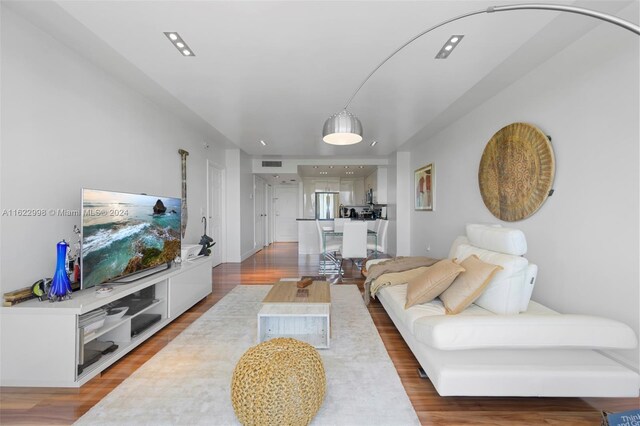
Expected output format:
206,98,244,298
259,140,267,146
274,175,279,178
370,140,378,147
329,166,334,169
313,166,318,169
436,35,464,59
344,166,349,169
163,32,196,57
359,165,365,169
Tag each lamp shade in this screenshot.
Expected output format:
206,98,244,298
322,109,363,145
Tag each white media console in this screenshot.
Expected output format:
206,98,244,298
0,256,212,387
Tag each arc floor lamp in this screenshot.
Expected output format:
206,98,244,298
322,3,640,145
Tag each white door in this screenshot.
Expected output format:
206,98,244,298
274,185,298,242
255,177,266,249
207,161,224,267
266,184,274,245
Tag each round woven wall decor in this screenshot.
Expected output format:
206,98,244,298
478,122,555,222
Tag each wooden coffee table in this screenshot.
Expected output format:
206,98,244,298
257,280,331,349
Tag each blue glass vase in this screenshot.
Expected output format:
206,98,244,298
49,240,72,302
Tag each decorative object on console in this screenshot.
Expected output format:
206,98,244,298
231,337,326,426
49,240,72,302
198,217,215,256
414,163,434,211
479,122,555,222
30,278,51,302
3,285,40,306
178,148,189,238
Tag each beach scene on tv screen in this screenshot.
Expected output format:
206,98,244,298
82,190,181,288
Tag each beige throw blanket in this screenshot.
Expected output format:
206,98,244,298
365,256,440,302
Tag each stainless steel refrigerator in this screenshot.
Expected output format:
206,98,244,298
315,192,339,219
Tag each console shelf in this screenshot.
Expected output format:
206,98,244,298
0,256,212,387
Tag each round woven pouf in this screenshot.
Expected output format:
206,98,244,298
231,338,326,426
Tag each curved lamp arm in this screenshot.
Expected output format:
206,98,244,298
343,3,640,110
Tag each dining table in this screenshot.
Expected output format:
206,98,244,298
320,227,378,274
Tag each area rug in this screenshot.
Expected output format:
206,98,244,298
75,285,419,425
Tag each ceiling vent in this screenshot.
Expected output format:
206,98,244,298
262,161,283,167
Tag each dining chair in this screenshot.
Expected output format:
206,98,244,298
339,221,368,279
333,218,350,233
316,220,341,274
367,219,388,255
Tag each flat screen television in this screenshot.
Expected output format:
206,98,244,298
81,189,181,289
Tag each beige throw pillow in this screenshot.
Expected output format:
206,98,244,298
405,259,465,309
439,255,502,314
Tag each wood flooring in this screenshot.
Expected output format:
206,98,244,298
1,243,638,425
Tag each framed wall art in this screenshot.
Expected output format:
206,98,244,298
415,163,435,211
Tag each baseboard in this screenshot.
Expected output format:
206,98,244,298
241,247,261,262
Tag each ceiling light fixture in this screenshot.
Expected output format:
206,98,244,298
322,5,638,145
259,140,267,146
163,32,195,57
370,140,377,147
322,109,363,145
436,35,464,59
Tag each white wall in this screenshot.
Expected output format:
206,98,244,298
239,149,256,260
396,152,412,256
0,9,229,293
385,154,397,256
225,149,242,262
403,13,639,368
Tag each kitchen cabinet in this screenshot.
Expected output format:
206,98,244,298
339,180,354,205
339,177,365,205
314,180,339,192
362,167,387,204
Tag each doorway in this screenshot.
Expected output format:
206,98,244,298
206,160,225,267
274,185,298,242
254,176,267,250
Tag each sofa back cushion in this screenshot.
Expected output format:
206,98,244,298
466,224,527,255
454,243,529,314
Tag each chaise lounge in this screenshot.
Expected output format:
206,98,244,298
366,224,639,397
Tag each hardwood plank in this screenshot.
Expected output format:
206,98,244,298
0,243,637,425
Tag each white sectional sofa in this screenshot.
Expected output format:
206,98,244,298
367,224,639,397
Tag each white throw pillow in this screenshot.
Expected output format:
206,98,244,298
454,243,528,314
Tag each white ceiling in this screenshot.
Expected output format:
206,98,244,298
14,1,634,157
